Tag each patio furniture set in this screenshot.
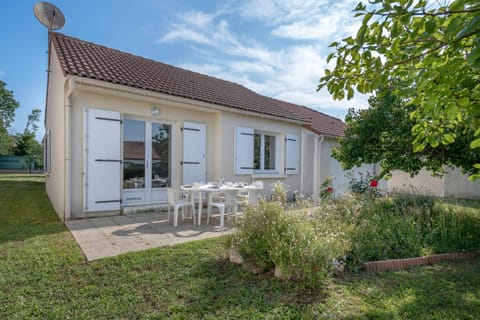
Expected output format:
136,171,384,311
167,181,264,227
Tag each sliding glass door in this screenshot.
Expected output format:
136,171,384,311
122,118,172,204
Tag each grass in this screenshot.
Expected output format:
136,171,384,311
1,174,480,319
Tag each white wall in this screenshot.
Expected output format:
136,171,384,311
44,46,67,221
444,168,480,199
388,169,445,196
68,84,220,217
319,138,376,196
301,129,316,197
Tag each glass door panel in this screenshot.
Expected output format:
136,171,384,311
123,119,146,189
151,123,171,188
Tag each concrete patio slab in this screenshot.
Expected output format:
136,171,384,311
66,211,231,261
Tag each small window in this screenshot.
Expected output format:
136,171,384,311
43,130,51,173
254,132,276,171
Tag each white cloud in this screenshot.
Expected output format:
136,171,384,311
156,1,369,119
241,0,361,42
181,11,216,28
160,27,213,45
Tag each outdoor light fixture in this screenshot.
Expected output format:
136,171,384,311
151,106,160,116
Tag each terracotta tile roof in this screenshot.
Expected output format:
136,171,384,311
50,32,345,137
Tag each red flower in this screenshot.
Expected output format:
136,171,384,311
326,187,333,193
370,179,378,188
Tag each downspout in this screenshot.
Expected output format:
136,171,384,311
300,128,305,196
313,134,324,203
64,78,74,222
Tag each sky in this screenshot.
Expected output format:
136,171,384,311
1,0,370,140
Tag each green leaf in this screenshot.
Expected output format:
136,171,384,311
441,133,456,145
413,142,426,153
347,87,354,99
468,173,480,181
471,138,480,149
362,12,373,25
458,97,470,107
425,20,436,34
356,25,367,45
456,16,480,40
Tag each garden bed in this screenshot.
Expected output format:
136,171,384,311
228,185,480,285
363,251,480,272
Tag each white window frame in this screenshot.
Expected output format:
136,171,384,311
254,131,279,173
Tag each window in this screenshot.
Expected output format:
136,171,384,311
254,132,276,171
123,119,146,189
151,123,171,188
43,130,51,173
235,126,300,175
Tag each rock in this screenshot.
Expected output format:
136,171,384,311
228,247,244,264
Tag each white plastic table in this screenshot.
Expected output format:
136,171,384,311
181,183,261,225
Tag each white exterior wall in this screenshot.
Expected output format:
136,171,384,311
444,168,480,199
301,129,317,197
388,169,445,196
68,83,220,217
44,46,67,221
319,138,376,196
388,167,480,199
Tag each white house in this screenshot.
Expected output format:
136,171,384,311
44,32,357,221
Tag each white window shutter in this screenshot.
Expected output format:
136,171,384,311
84,108,122,212
182,121,206,184
285,133,300,175
235,126,254,174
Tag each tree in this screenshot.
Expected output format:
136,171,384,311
13,109,43,171
0,80,19,155
333,89,480,178
318,0,480,179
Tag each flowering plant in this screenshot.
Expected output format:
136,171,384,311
348,172,381,200
319,177,334,200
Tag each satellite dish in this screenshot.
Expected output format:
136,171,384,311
33,2,65,31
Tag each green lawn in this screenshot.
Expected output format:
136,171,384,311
1,174,480,319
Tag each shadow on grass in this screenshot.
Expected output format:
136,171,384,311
181,254,327,318
0,176,65,244
437,197,480,210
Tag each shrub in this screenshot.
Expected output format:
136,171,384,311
429,207,480,253
229,201,282,270
348,172,381,201
349,201,424,265
230,201,347,286
319,177,334,200
271,181,288,207
348,194,480,266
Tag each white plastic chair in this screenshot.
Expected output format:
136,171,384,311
248,180,263,206
207,190,239,227
167,188,195,227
